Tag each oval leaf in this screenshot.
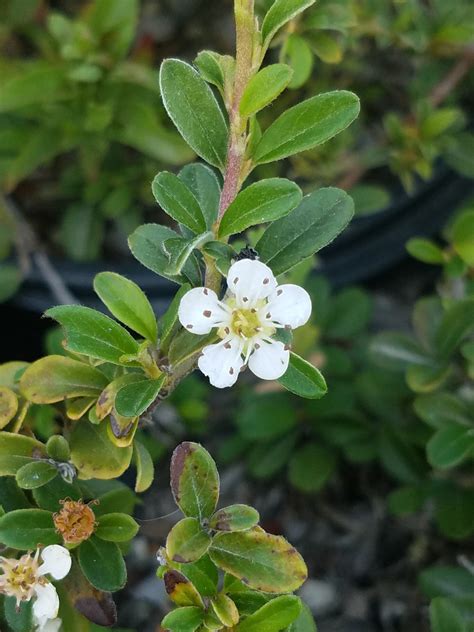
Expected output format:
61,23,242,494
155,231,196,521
170,442,220,520
256,188,354,275
0,508,60,548
16,461,58,490
427,426,474,470
209,527,307,593
240,64,293,117
94,272,158,343
95,512,139,542
0,387,18,429
160,59,229,168
209,504,260,532
161,606,205,632
20,356,108,403
218,178,302,237
236,595,302,631
78,535,127,592
279,353,327,399
166,517,212,563
133,440,154,493
152,171,207,234
115,376,165,418
179,163,221,229
261,0,316,48
253,91,360,164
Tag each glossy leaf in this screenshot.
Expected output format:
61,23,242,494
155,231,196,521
70,420,133,480
256,188,354,275
209,504,260,532
78,535,127,592
427,426,474,469
15,461,58,490
166,517,212,563
209,527,307,593
95,512,139,542
218,178,302,237
20,355,108,403
240,64,293,117
160,59,229,168
279,353,327,399
152,171,207,234
94,272,158,343
253,92,359,164
161,606,204,632
115,376,165,417
46,306,140,364
0,508,60,548
170,442,220,520
236,595,302,631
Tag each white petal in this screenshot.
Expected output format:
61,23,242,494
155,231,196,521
265,284,312,329
248,339,289,380
198,339,244,388
178,287,230,335
36,618,62,632
33,583,59,621
227,259,277,307
39,546,71,580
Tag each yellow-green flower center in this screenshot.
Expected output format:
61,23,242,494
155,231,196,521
230,308,262,338
0,553,42,603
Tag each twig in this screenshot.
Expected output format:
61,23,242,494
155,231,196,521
2,194,78,305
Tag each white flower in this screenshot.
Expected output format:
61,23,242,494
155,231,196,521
0,544,71,631
178,258,312,388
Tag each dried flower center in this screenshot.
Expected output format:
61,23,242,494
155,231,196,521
53,499,97,544
0,553,41,603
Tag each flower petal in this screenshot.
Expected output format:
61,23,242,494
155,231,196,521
35,617,62,632
33,583,59,621
198,339,244,388
227,259,277,307
248,339,289,380
39,545,71,580
178,287,230,335
266,284,312,329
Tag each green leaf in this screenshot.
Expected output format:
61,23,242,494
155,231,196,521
419,565,474,599
78,535,127,592
369,333,431,371
179,163,221,230
159,283,192,354
240,64,293,117
133,441,154,493
175,555,218,597
309,30,343,64
202,241,236,275
236,595,302,631
32,476,82,512
253,91,359,164
388,485,426,516
115,376,165,417
152,171,207,234
452,210,474,266
20,355,108,403
256,188,354,275
261,0,317,49
414,393,471,429
166,517,212,563
70,420,133,480
279,353,327,399
4,597,33,632
161,607,205,632
15,460,58,490
95,512,139,542
209,504,260,532
160,59,229,168
46,435,71,462
351,184,390,217
434,484,474,540
406,238,444,264
211,593,239,627
46,306,139,365
289,443,337,492
427,426,474,469
0,62,67,113
435,299,474,361
326,287,372,338
218,178,302,237
430,597,466,632
209,527,307,593
170,442,220,520
93,272,158,343
128,223,201,286
163,232,213,276
0,508,60,548
164,569,205,607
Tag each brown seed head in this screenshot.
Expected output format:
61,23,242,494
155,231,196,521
53,499,97,545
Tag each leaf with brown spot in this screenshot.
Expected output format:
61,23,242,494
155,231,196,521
164,569,205,608
209,527,308,593
166,517,212,563
209,504,260,532
170,442,219,520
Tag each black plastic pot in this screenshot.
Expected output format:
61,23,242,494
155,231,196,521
11,165,474,315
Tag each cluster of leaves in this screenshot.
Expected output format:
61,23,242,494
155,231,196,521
0,0,192,264
0,0,365,629
256,0,474,206
158,442,314,632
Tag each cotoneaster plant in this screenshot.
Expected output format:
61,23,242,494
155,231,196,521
0,0,361,629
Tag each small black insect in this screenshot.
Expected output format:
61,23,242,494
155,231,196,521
235,245,259,261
